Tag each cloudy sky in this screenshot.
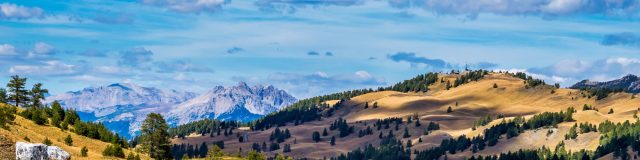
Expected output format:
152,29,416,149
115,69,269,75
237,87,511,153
1,0,639,98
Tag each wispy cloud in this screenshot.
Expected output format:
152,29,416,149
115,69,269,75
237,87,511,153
226,47,244,54
118,47,154,70
154,60,214,73
387,52,449,68
523,57,640,85
140,0,229,13
254,0,364,13
9,61,82,76
93,12,134,24
0,3,44,20
601,32,640,47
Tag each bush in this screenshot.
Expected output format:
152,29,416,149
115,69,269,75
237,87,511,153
80,146,88,157
64,135,73,146
103,145,125,158
43,137,52,146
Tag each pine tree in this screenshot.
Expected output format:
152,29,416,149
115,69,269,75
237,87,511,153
28,83,48,108
312,131,321,142
0,88,7,103
608,108,614,114
403,127,411,138
330,136,335,146
447,106,453,113
80,146,88,157
493,83,498,88
50,101,65,127
64,135,73,146
140,113,171,159
364,102,369,109
7,75,28,107
322,128,328,136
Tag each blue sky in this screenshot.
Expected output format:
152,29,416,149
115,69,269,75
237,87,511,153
1,0,639,98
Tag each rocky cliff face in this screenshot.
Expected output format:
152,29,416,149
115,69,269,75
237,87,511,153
15,142,70,160
570,74,640,93
166,82,297,125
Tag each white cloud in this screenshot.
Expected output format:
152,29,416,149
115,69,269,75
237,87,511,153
140,0,229,13
0,3,43,19
520,57,640,86
9,61,79,76
0,44,17,55
28,42,55,57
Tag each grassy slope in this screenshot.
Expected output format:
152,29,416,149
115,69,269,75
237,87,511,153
172,73,640,159
0,103,150,160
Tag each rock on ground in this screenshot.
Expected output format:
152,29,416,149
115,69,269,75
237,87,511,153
15,142,70,160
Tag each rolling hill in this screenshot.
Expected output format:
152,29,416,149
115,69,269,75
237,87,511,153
0,103,148,160
170,71,640,159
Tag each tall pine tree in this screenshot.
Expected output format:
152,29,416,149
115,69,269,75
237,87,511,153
7,75,28,107
140,113,171,159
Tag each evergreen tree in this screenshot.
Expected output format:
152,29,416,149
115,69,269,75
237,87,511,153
246,150,266,160
447,106,453,113
403,127,411,138
493,83,498,88
330,136,335,146
364,102,369,109
608,108,614,114
28,83,48,108
312,131,321,142
322,128,328,136
0,104,16,129
140,113,171,159
207,145,225,159
565,124,578,140
64,135,73,146
80,146,88,157
6,75,28,107
102,145,125,158
50,101,65,127
0,88,7,103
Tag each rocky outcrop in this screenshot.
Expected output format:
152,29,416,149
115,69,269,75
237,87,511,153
15,142,70,160
46,146,70,160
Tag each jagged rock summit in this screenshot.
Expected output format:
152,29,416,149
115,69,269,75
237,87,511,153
167,82,297,125
46,82,297,138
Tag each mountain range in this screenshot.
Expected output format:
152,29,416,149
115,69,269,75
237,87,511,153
45,82,297,139
570,74,640,93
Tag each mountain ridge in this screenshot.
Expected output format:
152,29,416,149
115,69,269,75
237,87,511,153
570,74,640,93
46,82,296,139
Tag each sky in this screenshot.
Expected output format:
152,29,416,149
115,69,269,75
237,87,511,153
0,0,639,98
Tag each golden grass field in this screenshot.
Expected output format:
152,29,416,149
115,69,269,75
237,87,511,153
0,103,150,160
172,72,640,159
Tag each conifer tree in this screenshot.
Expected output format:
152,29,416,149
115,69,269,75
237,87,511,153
7,75,28,107
64,135,73,146
140,113,171,159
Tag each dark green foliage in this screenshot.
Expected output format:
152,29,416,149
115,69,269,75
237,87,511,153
23,136,30,142
322,128,328,136
330,136,335,146
608,108,614,114
386,72,439,92
446,106,452,113
0,105,16,129
364,102,368,109
582,104,596,111
333,136,410,160
578,122,597,133
473,115,493,129
80,146,88,157
402,127,410,138
28,83,47,108
64,135,73,146
312,131,321,142
283,144,291,153
171,142,209,159
103,144,125,158
565,124,578,140
43,137,52,146
269,142,280,151
330,118,353,137
73,119,128,147
577,87,625,100
6,75,28,107
269,128,291,143
140,113,171,159
513,72,546,88
493,83,498,88
168,119,240,138
357,126,373,137
50,101,65,128
126,152,141,160
452,70,489,88
0,88,8,104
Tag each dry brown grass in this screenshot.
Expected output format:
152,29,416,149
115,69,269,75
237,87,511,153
173,72,640,159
